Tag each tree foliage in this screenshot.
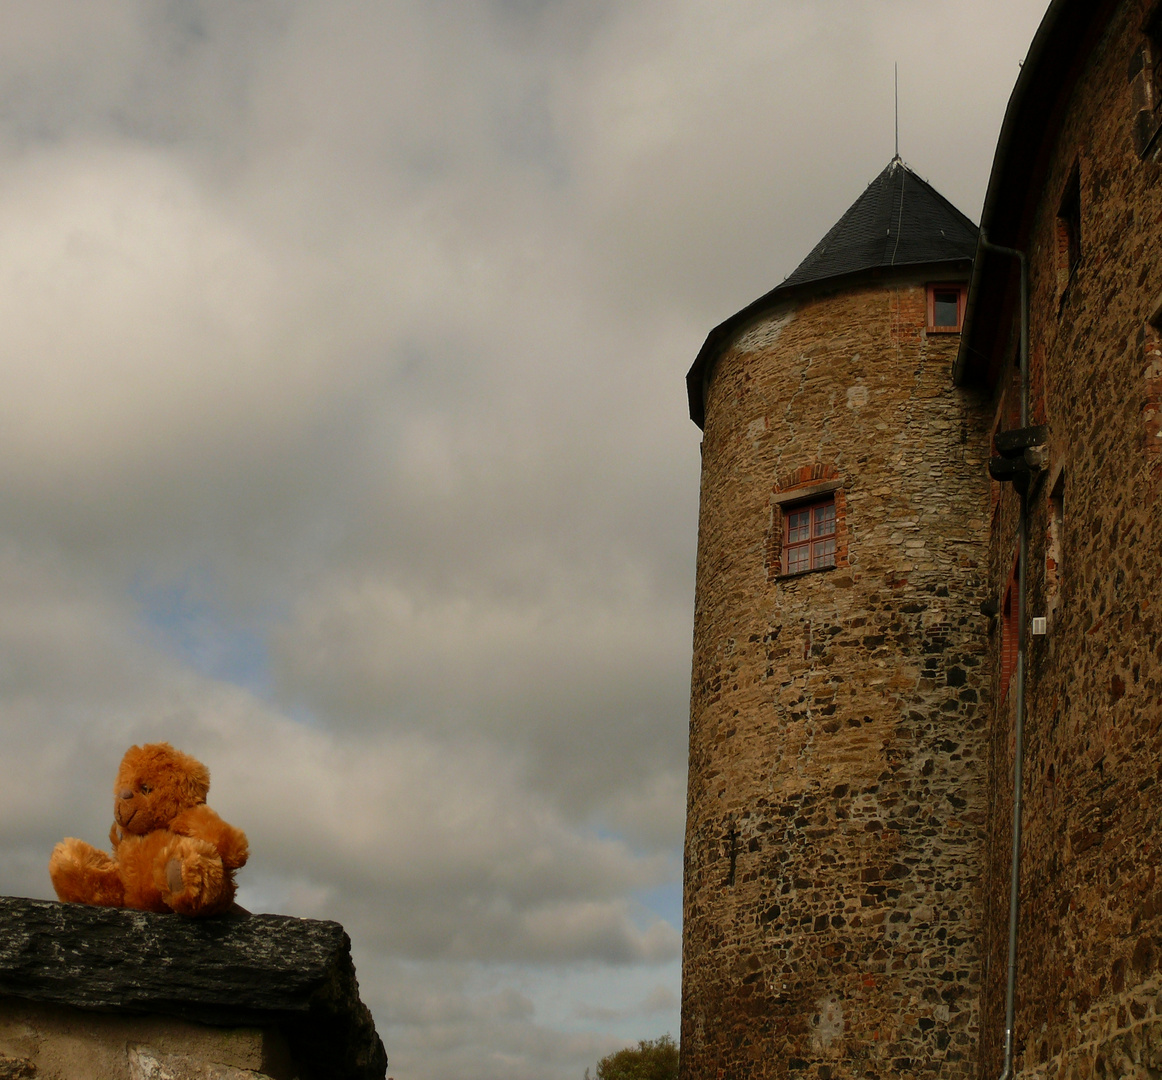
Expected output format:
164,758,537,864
591,1034,679,1080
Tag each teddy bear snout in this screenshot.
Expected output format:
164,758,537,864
119,789,134,801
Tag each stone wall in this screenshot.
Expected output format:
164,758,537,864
978,1,1162,1075
0,999,294,1080
1013,974,1162,1080
682,278,993,1080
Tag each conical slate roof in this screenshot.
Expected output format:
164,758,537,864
686,158,977,427
783,157,977,288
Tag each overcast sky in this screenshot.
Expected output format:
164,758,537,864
0,3,1049,1078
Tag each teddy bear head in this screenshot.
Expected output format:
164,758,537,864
113,742,211,835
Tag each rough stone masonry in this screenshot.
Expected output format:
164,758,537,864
682,3,1162,1079
682,274,992,1080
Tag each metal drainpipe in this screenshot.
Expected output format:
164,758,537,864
978,230,1029,1080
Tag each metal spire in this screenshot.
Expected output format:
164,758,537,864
894,63,900,161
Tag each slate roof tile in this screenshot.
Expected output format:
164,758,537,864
783,157,977,289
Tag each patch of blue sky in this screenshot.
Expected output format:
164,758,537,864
632,880,682,933
586,825,682,931
129,569,274,698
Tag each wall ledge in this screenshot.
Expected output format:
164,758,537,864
0,896,386,1080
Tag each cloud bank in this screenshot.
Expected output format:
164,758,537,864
0,2,1048,1077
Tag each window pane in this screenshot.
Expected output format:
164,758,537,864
933,290,960,327
787,544,810,574
783,495,837,574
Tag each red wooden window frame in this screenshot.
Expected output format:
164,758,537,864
1000,562,1019,700
782,497,836,575
1057,163,1082,281
927,283,967,332
1149,8,1162,112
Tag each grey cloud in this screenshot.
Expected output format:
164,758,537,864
268,570,691,820
2,653,678,966
0,2,1052,1077
575,984,679,1023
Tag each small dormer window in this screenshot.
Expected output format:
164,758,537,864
927,284,966,332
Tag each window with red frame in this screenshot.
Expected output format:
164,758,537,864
927,284,967,332
1057,163,1081,282
1000,564,1019,700
1149,5,1162,101
1147,6,1162,117
783,497,836,575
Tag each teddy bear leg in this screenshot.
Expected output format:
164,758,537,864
157,835,233,916
49,838,125,907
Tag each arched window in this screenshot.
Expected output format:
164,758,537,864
769,466,846,579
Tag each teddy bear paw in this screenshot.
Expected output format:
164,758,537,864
49,838,124,907
160,838,230,916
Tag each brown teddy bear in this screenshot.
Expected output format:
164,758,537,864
49,742,248,917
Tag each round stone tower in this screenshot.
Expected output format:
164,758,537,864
681,159,994,1080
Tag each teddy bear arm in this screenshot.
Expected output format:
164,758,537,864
170,805,249,870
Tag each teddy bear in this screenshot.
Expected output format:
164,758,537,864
49,742,249,917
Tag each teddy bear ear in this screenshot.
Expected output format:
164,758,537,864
119,744,145,770
175,751,211,805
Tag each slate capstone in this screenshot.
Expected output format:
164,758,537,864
0,896,387,1080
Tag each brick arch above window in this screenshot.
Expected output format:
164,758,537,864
768,464,849,580
773,463,840,495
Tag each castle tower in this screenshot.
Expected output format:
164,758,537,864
681,160,994,1080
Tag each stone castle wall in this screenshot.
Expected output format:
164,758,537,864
0,998,294,1080
681,279,993,1080
1014,973,1162,1080
979,1,1162,1074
